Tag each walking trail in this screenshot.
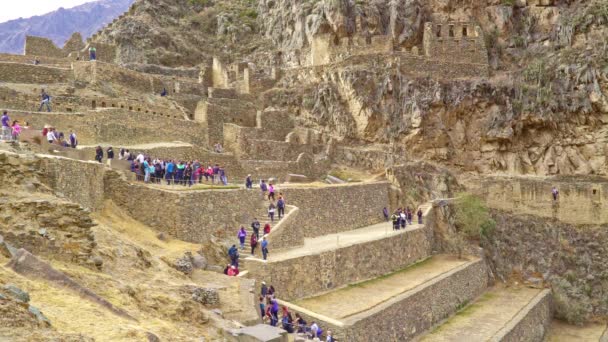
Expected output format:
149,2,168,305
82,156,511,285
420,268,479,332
245,221,423,262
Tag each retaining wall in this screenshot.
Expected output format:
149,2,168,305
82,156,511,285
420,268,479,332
245,225,432,301
0,62,70,84
492,290,552,342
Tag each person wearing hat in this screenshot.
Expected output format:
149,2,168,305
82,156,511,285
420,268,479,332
245,174,253,189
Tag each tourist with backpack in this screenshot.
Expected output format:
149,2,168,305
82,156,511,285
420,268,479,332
228,244,239,267
251,218,260,239
260,180,268,198
277,196,285,220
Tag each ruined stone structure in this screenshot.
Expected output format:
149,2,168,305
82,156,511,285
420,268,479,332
1,0,606,340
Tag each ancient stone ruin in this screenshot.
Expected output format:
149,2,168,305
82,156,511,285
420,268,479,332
0,0,607,341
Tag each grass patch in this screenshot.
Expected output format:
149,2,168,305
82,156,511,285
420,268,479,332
328,169,365,182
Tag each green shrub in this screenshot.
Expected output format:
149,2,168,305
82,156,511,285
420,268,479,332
454,193,496,240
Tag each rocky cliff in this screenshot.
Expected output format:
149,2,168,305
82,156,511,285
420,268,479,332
0,0,134,54
96,0,607,176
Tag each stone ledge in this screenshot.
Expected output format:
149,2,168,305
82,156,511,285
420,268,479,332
490,289,552,342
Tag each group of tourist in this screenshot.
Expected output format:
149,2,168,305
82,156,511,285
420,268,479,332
259,282,335,341
387,207,423,230
0,111,22,142
43,126,78,148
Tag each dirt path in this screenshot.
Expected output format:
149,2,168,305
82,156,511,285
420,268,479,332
294,255,475,319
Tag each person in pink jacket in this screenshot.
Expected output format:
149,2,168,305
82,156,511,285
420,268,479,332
11,120,21,141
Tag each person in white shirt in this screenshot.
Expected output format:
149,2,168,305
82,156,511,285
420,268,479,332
46,128,57,144
136,153,145,164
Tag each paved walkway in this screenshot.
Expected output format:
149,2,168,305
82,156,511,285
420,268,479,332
245,220,425,262
420,286,543,341
294,255,476,320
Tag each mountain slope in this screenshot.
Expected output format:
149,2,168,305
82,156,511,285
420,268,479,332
0,0,134,54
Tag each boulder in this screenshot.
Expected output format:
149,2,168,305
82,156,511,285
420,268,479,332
2,284,30,303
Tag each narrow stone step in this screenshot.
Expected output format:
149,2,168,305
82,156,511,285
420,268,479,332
418,286,552,342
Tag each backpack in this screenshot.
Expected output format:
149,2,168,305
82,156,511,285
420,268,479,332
277,199,284,208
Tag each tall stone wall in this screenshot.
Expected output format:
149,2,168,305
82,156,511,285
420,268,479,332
24,36,65,58
280,182,390,238
245,225,432,301
478,177,608,225
39,156,106,211
423,22,488,66
195,98,257,148
0,62,70,84
104,172,261,243
311,34,394,67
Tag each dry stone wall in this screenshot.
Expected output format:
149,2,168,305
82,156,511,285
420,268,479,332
104,173,261,243
0,62,70,84
39,157,106,211
478,177,608,225
280,182,390,238
24,36,66,58
12,109,208,146
245,225,432,301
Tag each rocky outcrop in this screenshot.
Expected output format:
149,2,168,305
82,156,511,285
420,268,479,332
484,210,608,324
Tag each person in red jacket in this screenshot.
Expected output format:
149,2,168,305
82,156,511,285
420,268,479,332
264,223,271,235
250,233,258,255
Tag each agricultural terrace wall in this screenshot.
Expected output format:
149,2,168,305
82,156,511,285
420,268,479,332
0,90,181,118
104,172,260,243
24,36,65,58
72,61,204,96
477,176,608,225
39,156,106,211
245,224,433,301
10,109,207,146
279,182,390,238
331,145,396,171
311,34,393,66
194,98,257,148
0,62,70,84
265,206,303,250
281,259,488,341
0,53,71,67
492,290,552,342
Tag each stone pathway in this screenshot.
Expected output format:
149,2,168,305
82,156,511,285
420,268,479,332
294,254,476,320
77,141,193,149
245,220,422,262
419,286,544,341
